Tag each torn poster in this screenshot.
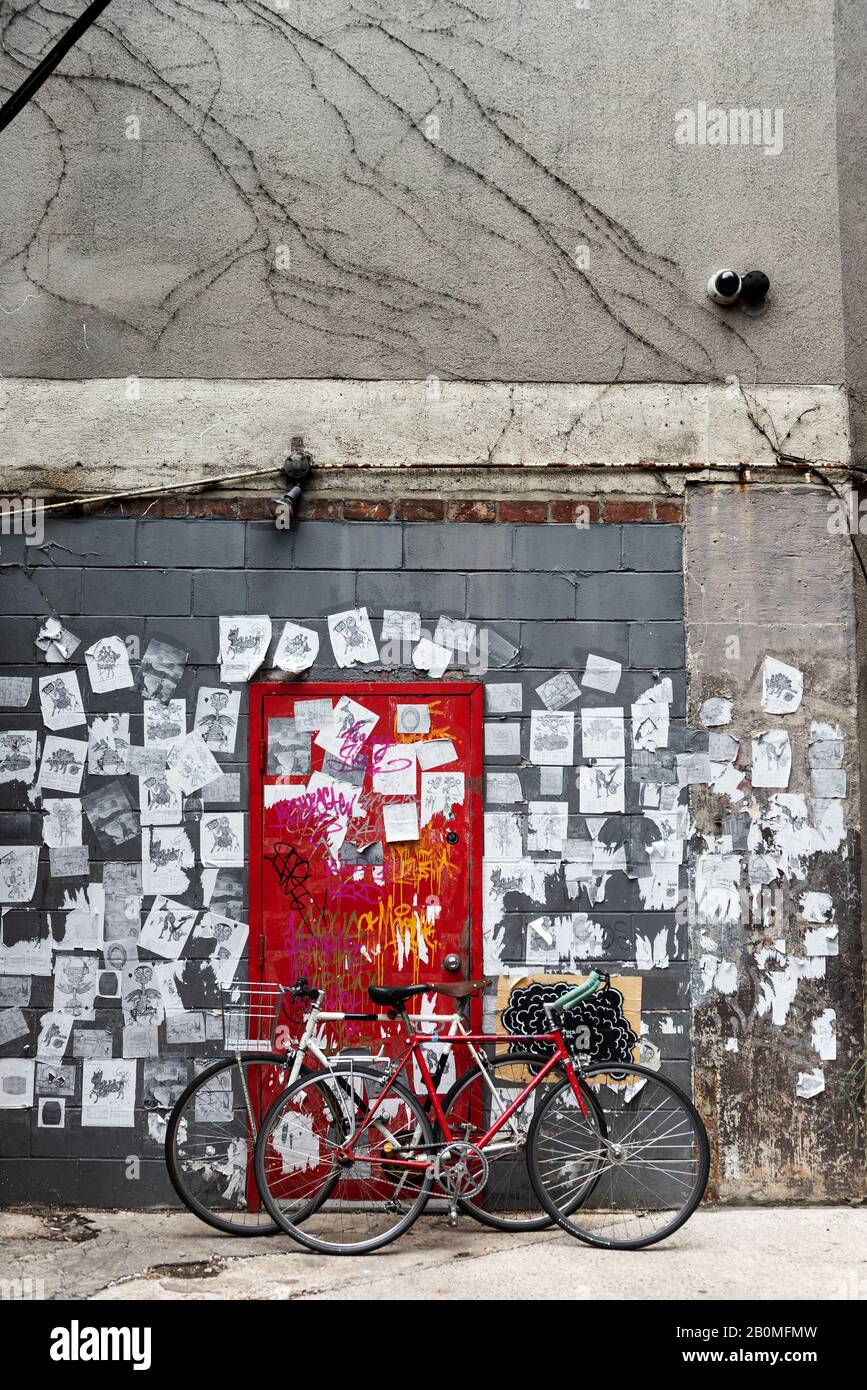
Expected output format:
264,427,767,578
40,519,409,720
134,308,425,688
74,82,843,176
73,1029,112,1059
36,618,80,663
36,1011,74,1061
530,710,574,765
484,723,521,757
0,1006,29,1047
143,699,186,749
372,744,417,797
42,798,83,848
699,696,732,727
88,714,131,776
202,772,241,804
485,629,520,668
195,913,248,988
484,811,523,859
580,707,624,759
799,891,834,923
709,731,739,761
273,620,319,675
581,654,621,694
486,772,523,804
796,1068,825,1099
420,771,465,826
142,826,194,896
135,638,188,701
82,781,139,849
328,608,378,667
53,953,99,1020
761,657,803,715
140,896,198,960
165,730,222,795
123,1021,160,1059
578,761,625,814
540,767,564,795
710,762,746,803
102,865,141,945
810,769,846,798
434,616,477,660
631,702,669,751
0,730,37,785
677,753,712,786
527,802,569,853
139,770,182,826
536,672,580,711
638,676,673,704
52,885,103,951
396,704,431,735
39,671,85,731
0,1058,35,1108
381,610,422,656
808,737,844,769
35,1061,75,1096
0,846,39,902
415,738,457,770
413,637,451,678
201,813,244,868
84,636,134,694
219,616,272,683
194,688,240,753
0,676,32,708
812,1008,837,1061
752,730,791,788
383,802,419,843
636,929,671,971
267,719,311,777
82,1059,136,1127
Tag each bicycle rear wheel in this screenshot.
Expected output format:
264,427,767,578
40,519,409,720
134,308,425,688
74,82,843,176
165,1053,300,1235
441,1053,606,1232
255,1062,435,1256
528,1063,710,1249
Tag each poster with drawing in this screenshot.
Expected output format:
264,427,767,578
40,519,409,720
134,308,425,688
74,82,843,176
372,744,417,797
529,710,574,765
761,657,803,715
200,813,244,868
752,730,792,788
420,771,465,826
0,730,37,785
0,1058,35,1109
139,896,199,959
267,719,311,775
0,845,39,902
194,911,248,987
82,1059,136,1127
165,730,222,795
396,703,431,735
194,688,240,753
84,636,134,694
52,953,99,1020
273,621,319,675
122,961,165,1026
631,701,669,751
42,798,83,848
314,696,379,759
87,714,131,776
82,781,139,849
36,1011,74,1061
328,607,379,667
219,616,272,683
142,826,194,896
139,770,182,826
143,700,186,749
581,707,625,758
135,638,188,702
581,654,622,694
38,672,85,731
579,760,625,814
536,672,580,711
38,737,87,793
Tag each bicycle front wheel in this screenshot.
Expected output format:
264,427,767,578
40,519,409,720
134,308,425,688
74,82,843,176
528,1063,710,1249
255,1062,435,1256
166,1053,300,1236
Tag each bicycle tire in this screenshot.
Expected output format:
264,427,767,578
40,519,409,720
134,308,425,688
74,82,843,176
165,1052,307,1236
255,1061,436,1256
527,1062,710,1249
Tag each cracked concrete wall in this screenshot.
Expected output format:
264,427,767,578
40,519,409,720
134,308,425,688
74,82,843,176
0,0,848,385
685,484,865,1200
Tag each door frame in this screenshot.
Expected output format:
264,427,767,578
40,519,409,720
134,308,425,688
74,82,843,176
248,680,485,1015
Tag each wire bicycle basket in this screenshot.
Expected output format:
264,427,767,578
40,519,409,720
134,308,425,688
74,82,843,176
218,981,289,1052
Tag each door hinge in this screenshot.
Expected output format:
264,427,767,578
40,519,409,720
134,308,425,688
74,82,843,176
259,738,266,772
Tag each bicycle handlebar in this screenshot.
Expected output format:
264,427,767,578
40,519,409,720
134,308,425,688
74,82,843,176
548,971,602,1013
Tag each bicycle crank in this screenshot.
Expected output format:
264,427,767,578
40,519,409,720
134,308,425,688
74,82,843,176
434,1141,489,1201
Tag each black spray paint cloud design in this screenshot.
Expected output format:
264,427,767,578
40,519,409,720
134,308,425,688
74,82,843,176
501,981,638,1066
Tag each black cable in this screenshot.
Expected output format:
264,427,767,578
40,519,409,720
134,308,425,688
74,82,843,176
0,0,116,136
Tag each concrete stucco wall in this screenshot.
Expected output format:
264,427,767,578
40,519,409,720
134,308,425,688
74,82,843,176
0,0,846,385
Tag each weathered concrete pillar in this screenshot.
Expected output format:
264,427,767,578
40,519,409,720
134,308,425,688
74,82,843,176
685,483,865,1199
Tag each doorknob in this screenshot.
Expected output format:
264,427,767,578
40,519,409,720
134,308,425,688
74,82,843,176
446,831,459,844
443,953,461,972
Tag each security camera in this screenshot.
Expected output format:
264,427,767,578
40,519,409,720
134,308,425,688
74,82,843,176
740,270,770,305
707,269,742,305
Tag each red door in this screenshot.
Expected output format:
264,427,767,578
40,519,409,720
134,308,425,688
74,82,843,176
249,682,483,1048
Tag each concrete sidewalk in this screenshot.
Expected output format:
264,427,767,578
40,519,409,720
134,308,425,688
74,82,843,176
1,1207,864,1301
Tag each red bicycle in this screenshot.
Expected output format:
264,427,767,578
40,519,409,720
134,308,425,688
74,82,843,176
254,972,710,1255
